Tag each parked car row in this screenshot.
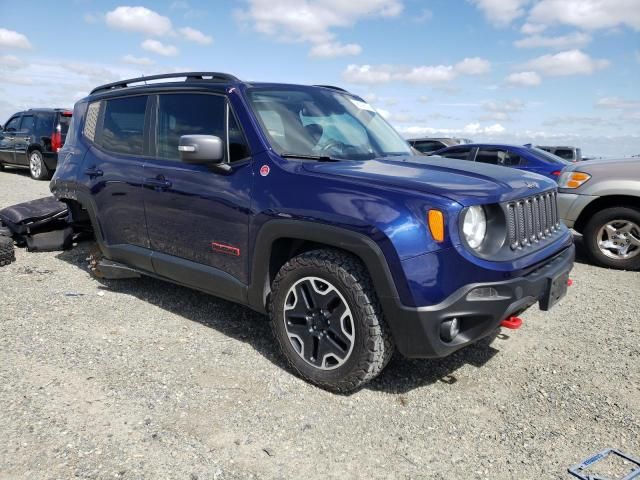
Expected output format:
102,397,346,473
0,108,72,180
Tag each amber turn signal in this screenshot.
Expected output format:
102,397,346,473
428,209,445,242
558,171,591,189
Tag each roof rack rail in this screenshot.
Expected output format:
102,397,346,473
313,85,349,93
90,72,240,95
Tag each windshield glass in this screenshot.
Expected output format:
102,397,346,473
530,147,570,165
246,87,412,160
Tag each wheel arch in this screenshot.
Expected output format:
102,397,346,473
248,220,405,314
574,195,640,233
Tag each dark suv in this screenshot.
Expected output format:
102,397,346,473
0,108,72,180
51,72,574,392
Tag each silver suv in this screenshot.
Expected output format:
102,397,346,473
558,158,640,270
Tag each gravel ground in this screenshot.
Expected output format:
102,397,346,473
1,168,639,480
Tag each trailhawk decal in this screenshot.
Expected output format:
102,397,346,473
211,242,241,257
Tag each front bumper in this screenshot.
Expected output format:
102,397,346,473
384,244,575,358
557,192,598,229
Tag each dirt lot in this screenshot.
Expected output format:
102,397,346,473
0,168,638,479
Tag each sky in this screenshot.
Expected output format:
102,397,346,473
0,0,639,157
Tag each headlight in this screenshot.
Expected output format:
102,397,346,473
462,206,487,249
558,171,591,189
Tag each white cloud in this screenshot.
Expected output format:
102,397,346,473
0,28,32,49
122,54,155,66
520,22,546,34
309,42,362,58
418,96,429,103
342,57,491,85
468,0,530,26
514,32,591,49
398,122,505,137
454,57,491,75
178,27,213,45
481,99,525,121
505,71,542,86
527,0,640,31
595,96,640,110
524,49,609,76
236,0,402,56
0,55,25,69
105,6,173,36
141,39,179,56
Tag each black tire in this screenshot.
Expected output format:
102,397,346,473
583,206,640,270
269,249,394,393
28,149,50,180
0,235,15,267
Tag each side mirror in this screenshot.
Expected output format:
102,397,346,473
179,135,224,164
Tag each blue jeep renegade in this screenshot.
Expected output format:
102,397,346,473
51,72,574,392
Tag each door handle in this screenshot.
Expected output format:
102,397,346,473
144,177,172,190
84,167,103,178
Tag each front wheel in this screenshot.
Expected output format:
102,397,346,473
29,150,50,180
269,249,394,393
583,206,640,270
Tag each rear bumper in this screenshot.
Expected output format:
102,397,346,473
384,244,575,358
42,151,58,171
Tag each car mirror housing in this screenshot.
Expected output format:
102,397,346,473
179,135,224,164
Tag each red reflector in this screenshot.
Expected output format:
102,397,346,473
500,316,522,329
567,279,573,286
62,111,73,117
551,170,562,177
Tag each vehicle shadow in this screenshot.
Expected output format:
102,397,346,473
54,241,502,395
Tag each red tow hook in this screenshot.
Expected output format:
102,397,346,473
567,279,573,286
500,316,523,329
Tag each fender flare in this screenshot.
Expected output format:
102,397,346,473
247,219,406,313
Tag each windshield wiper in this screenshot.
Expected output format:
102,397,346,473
280,153,339,162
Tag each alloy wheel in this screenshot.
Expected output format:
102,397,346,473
30,152,42,179
283,276,355,370
597,219,640,260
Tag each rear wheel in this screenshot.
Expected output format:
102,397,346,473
583,206,640,270
269,249,394,392
29,149,50,180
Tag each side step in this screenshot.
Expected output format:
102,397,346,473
93,259,142,279
88,246,141,280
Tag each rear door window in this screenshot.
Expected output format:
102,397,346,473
476,148,521,166
440,146,472,160
98,96,148,155
412,140,445,153
19,115,35,134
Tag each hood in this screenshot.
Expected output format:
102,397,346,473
563,157,640,175
301,155,556,206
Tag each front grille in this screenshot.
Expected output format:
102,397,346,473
506,190,560,250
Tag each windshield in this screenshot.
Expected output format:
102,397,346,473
529,146,570,165
246,87,412,160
